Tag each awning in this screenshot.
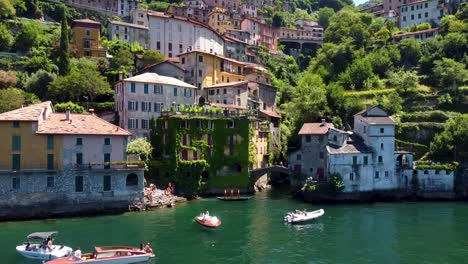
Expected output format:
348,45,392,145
27,231,58,240
260,110,281,119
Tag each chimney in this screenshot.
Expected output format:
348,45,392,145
320,118,326,127
89,108,95,115
66,107,71,121
42,107,48,120
118,71,123,80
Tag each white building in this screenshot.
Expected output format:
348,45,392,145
108,20,150,49
114,73,197,138
148,12,224,58
399,0,448,29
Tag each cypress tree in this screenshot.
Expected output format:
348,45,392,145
58,5,71,76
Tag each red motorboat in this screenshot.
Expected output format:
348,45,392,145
194,213,222,228
43,246,154,264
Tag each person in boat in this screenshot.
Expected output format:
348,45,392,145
224,189,227,198
237,189,240,199
230,189,234,198
140,243,144,250
46,236,53,251
74,247,82,260
25,242,31,251
143,242,153,254
202,210,210,220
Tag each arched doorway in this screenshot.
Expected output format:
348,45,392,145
126,173,138,189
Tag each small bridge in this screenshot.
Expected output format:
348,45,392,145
249,166,308,188
249,165,291,178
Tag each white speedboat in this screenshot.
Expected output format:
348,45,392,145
284,209,325,224
16,231,73,260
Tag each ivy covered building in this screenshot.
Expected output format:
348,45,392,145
150,111,257,195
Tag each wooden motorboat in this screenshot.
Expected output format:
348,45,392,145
16,231,72,260
216,196,251,201
284,209,325,224
44,246,155,264
194,214,222,228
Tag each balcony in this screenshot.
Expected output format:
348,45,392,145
89,161,145,171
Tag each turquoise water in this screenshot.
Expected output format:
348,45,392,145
2,190,468,263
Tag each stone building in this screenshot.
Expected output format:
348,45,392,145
223,35,248,62
62,0,140,17
114,72,197,138
241,17,278,51
399,0,448,29
107,20,150,49
0,102,144,220
137,60,185,80
71,19,107,58
148,12,224,58
166,4,210,24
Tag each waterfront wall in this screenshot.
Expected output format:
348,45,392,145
0,168,144,221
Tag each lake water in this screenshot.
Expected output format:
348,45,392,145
2,190,468,264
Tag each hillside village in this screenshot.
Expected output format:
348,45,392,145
0,0,467,218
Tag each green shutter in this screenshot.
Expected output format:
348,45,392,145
12,154,20,170
47,154,54,170
47,135,54,150
12,136,21,151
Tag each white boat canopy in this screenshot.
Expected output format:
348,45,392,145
27,231,58,240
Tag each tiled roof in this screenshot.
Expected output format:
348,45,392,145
0,101,51,121
178,50,246,65
137,59,185,75
72,19,101,25
124,73,196,88
260,110,281,119
354,106,395,125
298,122,333,135
148,12,222,38
327,140,372,154
205,81,248,89
36,113,131,136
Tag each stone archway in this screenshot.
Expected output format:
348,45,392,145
126,173,138,188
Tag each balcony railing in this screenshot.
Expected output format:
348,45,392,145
89,161,145,170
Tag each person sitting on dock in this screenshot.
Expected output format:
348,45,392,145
143,242,153,254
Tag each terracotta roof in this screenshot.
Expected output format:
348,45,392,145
260,110,281,119
36,113,131,136
210,103,247,110
0,101,51,121
166,57,180,63
178,50,246,66
124,73,196,88
148,12,222,39
298,122,334,135
73,19,101,24
393,28,439,38
205,81,248,89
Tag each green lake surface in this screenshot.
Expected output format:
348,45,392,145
2,190,468,264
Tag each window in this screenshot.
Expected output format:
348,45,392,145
181,120,188,128
350,173,354,181
128,118,138,129
103,175,111,191
181,150,188,160
425,12,428,17
168,53,172,58
380,128,384,133
13,121,19,128
47,154,54,170
76,153,83,165
76,138,83,145
144,84,149,94
154,85,163,94
418,13,421,19
223,88,227,94
104,138,111,145
173,87,178,96
12,135,21,151
198,69,202,77
353,156,357,165
381,143,384,150
196,120,201,128
12,154,20,170
375,171,380,179
168,42,172,51
227,120,235,128
154,103,163,112
157,41,161,50
181,57,185,64
378,156,383,163
84,39,91,48
179,44,183,53
193,151,198,160
86,29,90,36
47,176,54,188
364,156,368,165
310,168,314,172
75,176,83,192
130,83,136,93
104,153,111,169
297,154,301,161
12,177,20,189
198,55,203,62
319,152,324,159
47,135,54,150
305,135,311,142
141,119,149,129
425,3,428,8
403,16,406,22
411,14,414,20
84,50,91,57
385,171,389,177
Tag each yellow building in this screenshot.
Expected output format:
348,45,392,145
179,50,245,93
71,19,107,58
0,102,62,171
208,8,239,34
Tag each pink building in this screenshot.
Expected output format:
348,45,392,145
203,0,241,10
240,17,277,51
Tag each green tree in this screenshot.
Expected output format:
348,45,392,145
272,13,286,28
127,137,153,162
325,8,371,48
0,23,14,51
430,114,468,161
433,58,468,89
398,38,422,68
366,45,401,78
0,70,16,89
339,57,375,90
0,0,15,18
141,50,165,68
388,69,419,93
112,48,135,73
14,21,41,52
24,70,57,99
310,40,355,83
54,101,85,113
376,92,403,115
441,33,468,61
18,55,57,74
318,7,335,28
58,5,71,76
0,88,25,113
